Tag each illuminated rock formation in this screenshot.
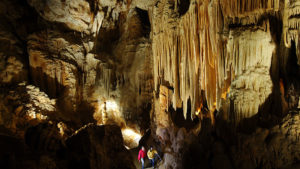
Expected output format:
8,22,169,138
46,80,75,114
0,83,56,137
152,0,280,123
28,0,104,35
0,0,300,169
26,4,153,147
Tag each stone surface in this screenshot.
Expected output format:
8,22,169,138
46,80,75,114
0,122,134,169
0,22,27,86
0,83,56,137
23,2,154,149
66,124,136,169
1,0,300,169
151,0,280,123
231,112,300,169
226,29,275,122
27,0,100,34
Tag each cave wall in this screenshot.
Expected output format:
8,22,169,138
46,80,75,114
1,0,300,169
26,0,154,133
0,0,155,168
152,0,283,123
0,0,155,139
151,0,300,169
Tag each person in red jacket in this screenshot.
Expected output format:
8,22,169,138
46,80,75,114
138,146,146,169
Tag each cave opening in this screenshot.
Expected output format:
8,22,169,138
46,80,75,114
281,40,300,110
135,7,151,38
178,0,190,16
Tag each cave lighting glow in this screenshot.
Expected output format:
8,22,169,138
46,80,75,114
99,100,119,111
27,111,48,120
121,128,142,149
106,100,118,111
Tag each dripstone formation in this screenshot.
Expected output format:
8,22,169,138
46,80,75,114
0,0,300,169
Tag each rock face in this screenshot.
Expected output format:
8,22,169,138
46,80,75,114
27,0,117,35
0,0,153,166
0,83,56,137
150,0,300,168
0,16,28,85
1,0,300,169
232,112,300,169
226,29,274,121
151,0,280,123
153,111,300,169
0,123,135,169
25,0,154,145
66,124,135,169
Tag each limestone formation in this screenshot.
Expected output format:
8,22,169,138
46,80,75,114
152,0,281,123
0,0,300,169
0,83,56,137
66,124,136,169
231,112,300,169
0,23,27,85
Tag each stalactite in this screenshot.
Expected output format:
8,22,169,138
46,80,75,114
153,0,223,119
226,26,274,121
153,0,278,122
283,0,300,65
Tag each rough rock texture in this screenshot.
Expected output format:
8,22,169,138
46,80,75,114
151,1,300,168
0,16,27,85
1,0,300,169
66,124,135,169
232,112,300,169
153,111,300,169
0,83,56,137
24,0,154,148
151,0,281,122
0,0,154,159
27,0,121,35
226,29,275,121
0,123,135,169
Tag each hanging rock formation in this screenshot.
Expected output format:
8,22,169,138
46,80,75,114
152,0,282,123
25,0,154,146
0,0,300,169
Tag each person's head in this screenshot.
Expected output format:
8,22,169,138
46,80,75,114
142,146,145,151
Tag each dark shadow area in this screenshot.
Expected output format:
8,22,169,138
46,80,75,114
169,98,200,130
30,67,67,99
65,125,134,169
0,123,134,169
135,7,151,38
30,67,96,127
138,102,152,132
75,101,97,125
281,41,300,110
25,123,63,153
178,0,190,16
95,28,120,60
0,134,26,169
182,118,235,169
